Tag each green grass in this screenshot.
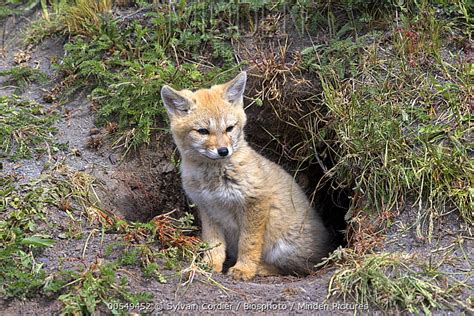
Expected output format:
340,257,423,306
0,5,17,21
303,3,472,309
0,0,37,21
0,95,61,161
25,0,245,148
24,0,111,45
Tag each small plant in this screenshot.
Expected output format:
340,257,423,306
117,247,140,266
57,261,153,315
0,66,48,92
142,262,167,283
119,211,201,268
302,28,376,80
0,247,48,299
0,175,55,299
25,0,113,44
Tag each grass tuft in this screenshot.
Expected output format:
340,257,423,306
63,0,112,36
327,249,471,314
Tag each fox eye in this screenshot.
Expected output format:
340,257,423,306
196,128,209,135
226,125,235,133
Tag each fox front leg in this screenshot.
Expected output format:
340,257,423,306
200,210,226,273
228,200,269,281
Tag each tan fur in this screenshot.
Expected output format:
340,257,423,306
161,72,331,280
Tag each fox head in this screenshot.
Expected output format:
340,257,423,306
161,72,248,161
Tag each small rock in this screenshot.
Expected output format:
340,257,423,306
13,50,31,64
160,162,175,174
109,153,119,165
89,128,101,135
42,93,54,103
37,257,49,264
71,147,82,156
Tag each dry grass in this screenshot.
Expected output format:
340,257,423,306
64,0,112,35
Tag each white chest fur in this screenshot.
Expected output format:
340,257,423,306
181,162,245,230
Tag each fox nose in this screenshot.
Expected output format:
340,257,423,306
217,147,229,157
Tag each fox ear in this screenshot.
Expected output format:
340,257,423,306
161,85,191,116
224,71,247,105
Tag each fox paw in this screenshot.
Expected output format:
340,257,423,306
228,264,257,281
202,253,225,273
